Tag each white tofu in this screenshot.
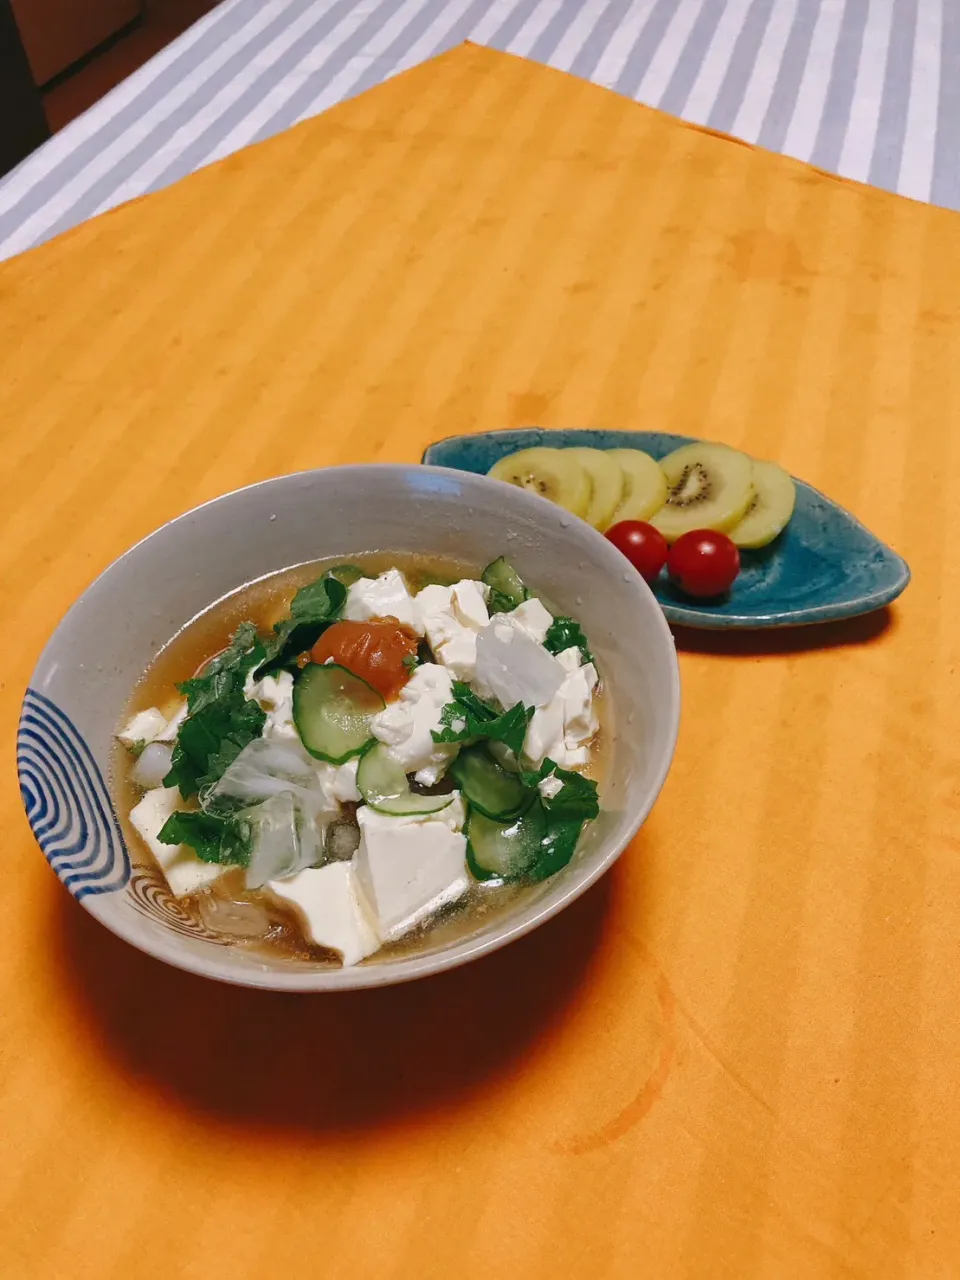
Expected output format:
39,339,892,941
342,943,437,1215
268,863,380,967
524,697,567,770
523,662,598,770
474,617,566,710
371,662,458,781
509,597,554,644
156,701,188,743
417,581,487,682
344,569,423,635
354,807,469,941
314,757,361,804
433,629,478,683
451,579,490,630
417,584,460,648
563,662,600,748
243,669,297,741
129,787,224,897
117,708,168,748
555,646,583,673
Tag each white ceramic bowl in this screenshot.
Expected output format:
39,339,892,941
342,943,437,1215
17,465,680,991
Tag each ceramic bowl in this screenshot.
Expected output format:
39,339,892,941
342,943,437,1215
17,465,680,991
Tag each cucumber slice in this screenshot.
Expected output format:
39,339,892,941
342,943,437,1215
466,801,547,881
450,745,530,820
357,742,454,816
293,663,384,764
481,557,527,610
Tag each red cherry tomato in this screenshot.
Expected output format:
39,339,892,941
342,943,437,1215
667,530,740,598
605,520,669,583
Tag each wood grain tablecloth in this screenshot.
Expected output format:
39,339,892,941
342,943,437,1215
2,42,958,1280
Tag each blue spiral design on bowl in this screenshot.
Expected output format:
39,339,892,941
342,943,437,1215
17,689,131,899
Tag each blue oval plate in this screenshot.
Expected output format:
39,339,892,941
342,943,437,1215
422,429,910,630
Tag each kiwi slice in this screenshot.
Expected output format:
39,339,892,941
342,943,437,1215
650,442,754,542
488,447,591,518
728,459,796,548
606,449,668,525
562,448,624,529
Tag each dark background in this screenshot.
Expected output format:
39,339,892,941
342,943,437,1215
0,0,219,180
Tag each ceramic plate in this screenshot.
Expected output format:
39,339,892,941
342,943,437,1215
423,430,910,630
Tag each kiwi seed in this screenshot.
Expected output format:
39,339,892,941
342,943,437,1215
668,463,713,508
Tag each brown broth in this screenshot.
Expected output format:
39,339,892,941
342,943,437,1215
113,554,609,967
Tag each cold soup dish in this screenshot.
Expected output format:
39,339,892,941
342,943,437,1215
115,556,605,966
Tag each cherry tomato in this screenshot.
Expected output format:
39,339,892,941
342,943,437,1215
311,619,418,700
667,530,740,598
605,520,669,583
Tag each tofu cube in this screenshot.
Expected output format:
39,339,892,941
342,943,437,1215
522,660,598,770
508,597,554,644
344,569,423,634
417,581,488,682
117,707,169,748
267,863,380,967
371,662,458,781
450,579,490,630
474,616,565,710
129,787,225,897
563,662,599,748
354,806,469,941
155,702,188,743
555,646,583,673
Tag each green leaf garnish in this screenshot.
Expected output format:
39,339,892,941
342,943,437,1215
325,564,365,587
177,622,264,714
543,616,594,666
432,683,533,757
157,810,251,866
253,575,348,678
164,624,267,798
535,760,600,822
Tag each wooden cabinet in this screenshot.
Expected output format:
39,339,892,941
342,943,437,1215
0,0,48,176
11,0,141,86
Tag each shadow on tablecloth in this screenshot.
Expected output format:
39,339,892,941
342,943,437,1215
50,852,623,1134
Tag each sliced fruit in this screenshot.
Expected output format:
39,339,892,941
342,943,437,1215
450,744,530,821
606,449,668,525
727,459,797,548
293,663,384,764
356,743,454,816
650,442,754,543
562,448,624,529
488,447,591,518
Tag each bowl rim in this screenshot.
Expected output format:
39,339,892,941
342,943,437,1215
20,464,682,992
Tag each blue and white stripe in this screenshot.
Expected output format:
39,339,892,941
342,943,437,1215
17,689,131,899
0,0,954,263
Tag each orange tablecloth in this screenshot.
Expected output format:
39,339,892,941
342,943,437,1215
2,42,958,1279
